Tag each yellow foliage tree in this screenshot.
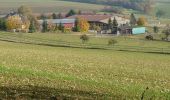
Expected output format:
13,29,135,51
6,15,22,31
47,21,56,32
6,15,30,32
22,17,30,32
22,20,30,30
78,17,90,32
137,16,147,26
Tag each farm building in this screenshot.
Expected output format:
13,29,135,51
38,19,75,30
67,14,130,32
118,26,146,35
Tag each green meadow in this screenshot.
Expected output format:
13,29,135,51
0,32,170,99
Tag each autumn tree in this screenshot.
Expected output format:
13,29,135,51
29,15,40,31
18,5,39,31
77,17,90,32
91,23,101,33
92,24,101,31
137,16,147,26
6,15,22,31
47,21,56,32
18,5,32,16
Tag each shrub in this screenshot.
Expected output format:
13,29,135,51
145,35,153,40
80,34,89,44
108,38,117,45
162,25,170,41
153,26,159,33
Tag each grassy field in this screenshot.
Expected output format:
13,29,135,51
0,32,170,99
0,31,170,48
0,0,105,14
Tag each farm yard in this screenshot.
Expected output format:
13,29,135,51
0,32,170,99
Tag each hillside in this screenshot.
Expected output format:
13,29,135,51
0,32,170,99
156,0,170,18
0,0,105,14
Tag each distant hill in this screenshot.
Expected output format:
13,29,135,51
0,0,105,14
63,0,154,13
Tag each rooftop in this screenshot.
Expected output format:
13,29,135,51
67,14,113,22
38,19,75,24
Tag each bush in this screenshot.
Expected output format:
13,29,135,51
108,38,117,45
153,26,159,33
80,34,89,44
145,35,153,40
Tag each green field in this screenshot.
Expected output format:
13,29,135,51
155,0,170,18
0,32,170,99
0,0,105,14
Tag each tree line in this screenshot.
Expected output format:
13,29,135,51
64,0,154,14
0,6,90,33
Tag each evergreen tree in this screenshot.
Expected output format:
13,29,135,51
78,10,82,15
153,26,159,33
74,18,80,32
55,24,58,31
58,22,63,30
52,13,57,19
58,22,65,32
57,13,62,19
29,20,36,33
0,18,6,31
112,17,118,34
108,18,113,29
66,9,76,17
40,14,47,20
130,13,137,26
113,17,118,27
42,20,48,32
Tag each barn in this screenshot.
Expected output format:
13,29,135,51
118,26,146,35
38,19,75,30
67,14,130,32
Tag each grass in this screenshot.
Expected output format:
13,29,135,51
0,31,170,54
0,31,170,48
0,32,170,99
